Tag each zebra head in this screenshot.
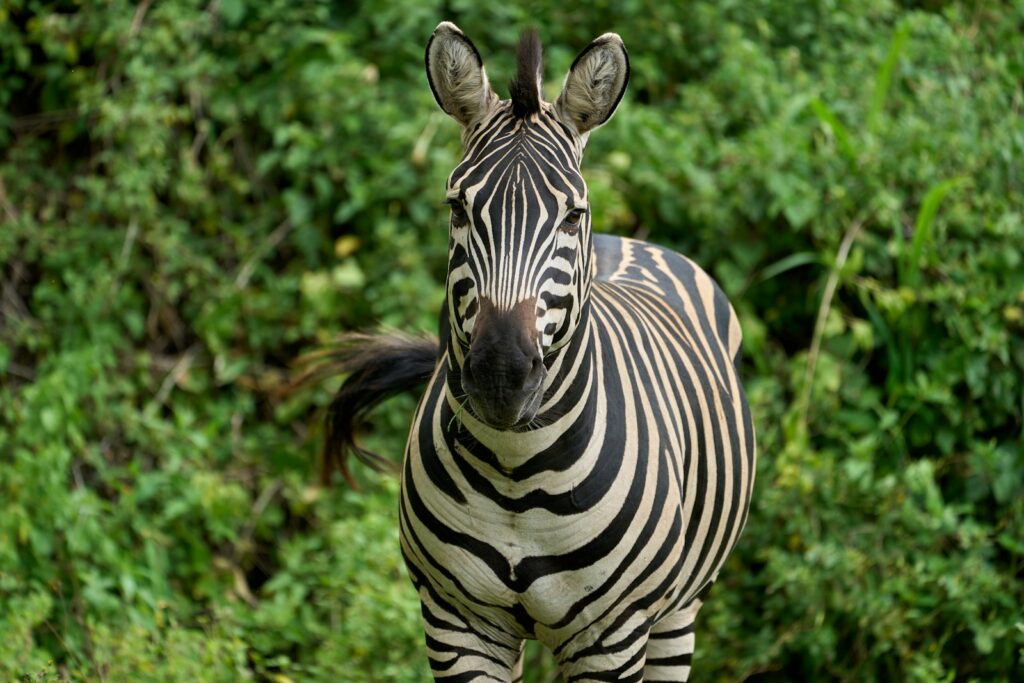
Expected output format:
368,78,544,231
426,23,629,430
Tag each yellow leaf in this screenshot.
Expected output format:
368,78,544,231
335,235,361,258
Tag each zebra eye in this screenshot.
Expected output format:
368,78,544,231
447,200,469,228
559,209,585,235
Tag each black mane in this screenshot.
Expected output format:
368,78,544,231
509,29,542,118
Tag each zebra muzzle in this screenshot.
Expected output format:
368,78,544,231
460,298,546,429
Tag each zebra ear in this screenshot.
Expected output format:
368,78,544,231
554,33,629,136
426,22,499,128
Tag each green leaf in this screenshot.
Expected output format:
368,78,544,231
757,251,819,282
902,178,964,288
809,98,857,162
868,20,910,135
219,0,246,26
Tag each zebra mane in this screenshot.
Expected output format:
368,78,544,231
509,29,542,118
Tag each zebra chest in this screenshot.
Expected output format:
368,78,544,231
443,502,621,623
404,389,686,630
409,459,657,628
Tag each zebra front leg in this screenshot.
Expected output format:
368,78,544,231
510,644,525,683
553,612,651,683
418,587,524,682
642,598,703,682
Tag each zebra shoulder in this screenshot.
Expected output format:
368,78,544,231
592,234,743,363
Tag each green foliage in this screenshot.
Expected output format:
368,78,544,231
1,0,1021,681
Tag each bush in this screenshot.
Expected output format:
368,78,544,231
1,1,1021,680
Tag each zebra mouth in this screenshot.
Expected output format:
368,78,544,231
464,384,544,431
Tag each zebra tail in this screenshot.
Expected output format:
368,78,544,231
299,332,439,488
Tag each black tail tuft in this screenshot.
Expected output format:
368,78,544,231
297,332,438,488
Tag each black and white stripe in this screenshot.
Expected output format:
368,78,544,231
402,233,754,681
325,23,755,682
445,102,590,364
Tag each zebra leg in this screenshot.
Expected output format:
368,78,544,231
554,612,651,682
642,598,703,682
510,644,525,683
418,587,524,681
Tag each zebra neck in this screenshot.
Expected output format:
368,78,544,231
441,306,598,470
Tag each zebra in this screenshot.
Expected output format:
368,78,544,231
320,22,756,682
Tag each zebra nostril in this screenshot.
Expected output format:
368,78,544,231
526,355,544,386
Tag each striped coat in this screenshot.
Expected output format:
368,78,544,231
401,236,754,681
322,22,755,682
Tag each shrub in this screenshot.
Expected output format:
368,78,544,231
1,1,1020,680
